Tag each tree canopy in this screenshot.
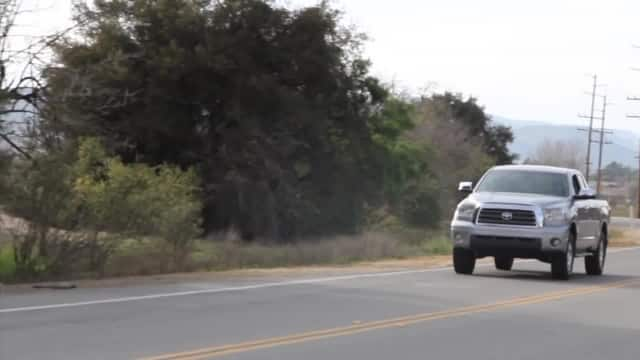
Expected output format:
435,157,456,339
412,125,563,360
426,93,516,165
46,0,397,240
0,0,516,243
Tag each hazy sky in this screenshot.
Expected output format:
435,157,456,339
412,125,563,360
17,0,640,134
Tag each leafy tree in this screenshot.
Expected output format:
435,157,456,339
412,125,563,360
371,97,422,201
368,95,444,228
425,93,516,165
409,95,497,216
46,0,393,240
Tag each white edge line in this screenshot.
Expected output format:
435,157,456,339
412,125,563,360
2,246,639,314
0,268,450,314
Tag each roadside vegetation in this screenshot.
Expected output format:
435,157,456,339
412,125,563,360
609,228,640,248
100,231,452,278
0,0,513,283
0,215,451,282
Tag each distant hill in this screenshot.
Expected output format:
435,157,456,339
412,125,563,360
492,115,639,168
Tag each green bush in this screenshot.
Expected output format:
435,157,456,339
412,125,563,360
0,246,16,282
72,138,202,270
422,235,452,255
401,179,442,228
0,138,203,280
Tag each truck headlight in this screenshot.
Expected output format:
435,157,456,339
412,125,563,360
455,202,476,222
544,207,567,226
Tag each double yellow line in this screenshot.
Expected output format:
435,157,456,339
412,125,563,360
141,279,639,360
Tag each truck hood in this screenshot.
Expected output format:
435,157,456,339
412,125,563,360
468,192,569,208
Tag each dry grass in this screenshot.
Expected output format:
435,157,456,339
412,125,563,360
194,231,450,271
611,206,633,218
609,227,640,247
99,231,451,278
1,207,453,282
203,233,410,270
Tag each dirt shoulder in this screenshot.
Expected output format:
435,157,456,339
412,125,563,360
0,255,452,293
610,228,640,247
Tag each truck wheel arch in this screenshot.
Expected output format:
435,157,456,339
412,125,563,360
569,223,577,241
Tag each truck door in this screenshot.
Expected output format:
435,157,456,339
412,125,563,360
578,174,600,249
571,174,593,251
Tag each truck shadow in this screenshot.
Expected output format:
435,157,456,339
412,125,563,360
472,270,640,286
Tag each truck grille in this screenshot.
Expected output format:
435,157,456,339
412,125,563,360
477,208,537,226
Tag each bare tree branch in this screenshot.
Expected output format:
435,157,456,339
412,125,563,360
0,0,70,158
0,131,31,158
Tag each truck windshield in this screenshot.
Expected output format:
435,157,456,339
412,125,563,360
476,170,570,197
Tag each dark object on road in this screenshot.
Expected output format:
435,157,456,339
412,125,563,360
32,282,77,290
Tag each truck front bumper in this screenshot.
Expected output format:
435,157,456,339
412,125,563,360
450,220,570,259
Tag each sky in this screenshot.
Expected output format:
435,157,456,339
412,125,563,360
15,0,640,134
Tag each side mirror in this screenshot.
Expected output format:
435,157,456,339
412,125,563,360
458,181,473,193
574,188,596,200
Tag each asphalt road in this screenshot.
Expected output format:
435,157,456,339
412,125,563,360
2,247,640,360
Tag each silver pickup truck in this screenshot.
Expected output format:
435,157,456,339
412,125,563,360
451,165,610,280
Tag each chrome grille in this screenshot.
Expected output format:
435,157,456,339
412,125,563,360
477,208,536,226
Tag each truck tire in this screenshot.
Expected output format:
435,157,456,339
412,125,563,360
585,230,607,275
551,236,575,280
494,256,514,271
453,248,475,275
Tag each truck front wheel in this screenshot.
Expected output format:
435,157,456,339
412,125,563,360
454,248,476,275
551,236,575,280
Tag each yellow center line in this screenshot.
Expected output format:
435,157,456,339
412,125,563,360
140,279,640,360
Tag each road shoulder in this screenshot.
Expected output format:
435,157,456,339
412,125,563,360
0,255,451,294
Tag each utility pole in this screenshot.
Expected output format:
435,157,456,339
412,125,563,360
595,96,613,194
581,95,612,192
627,116,640,218
637,141,640,218
628,46,640,217
577,75,599,181
585,75,598,182
628,115,640,218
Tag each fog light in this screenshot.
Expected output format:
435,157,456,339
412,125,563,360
454,232,464,244
551,238,561,247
